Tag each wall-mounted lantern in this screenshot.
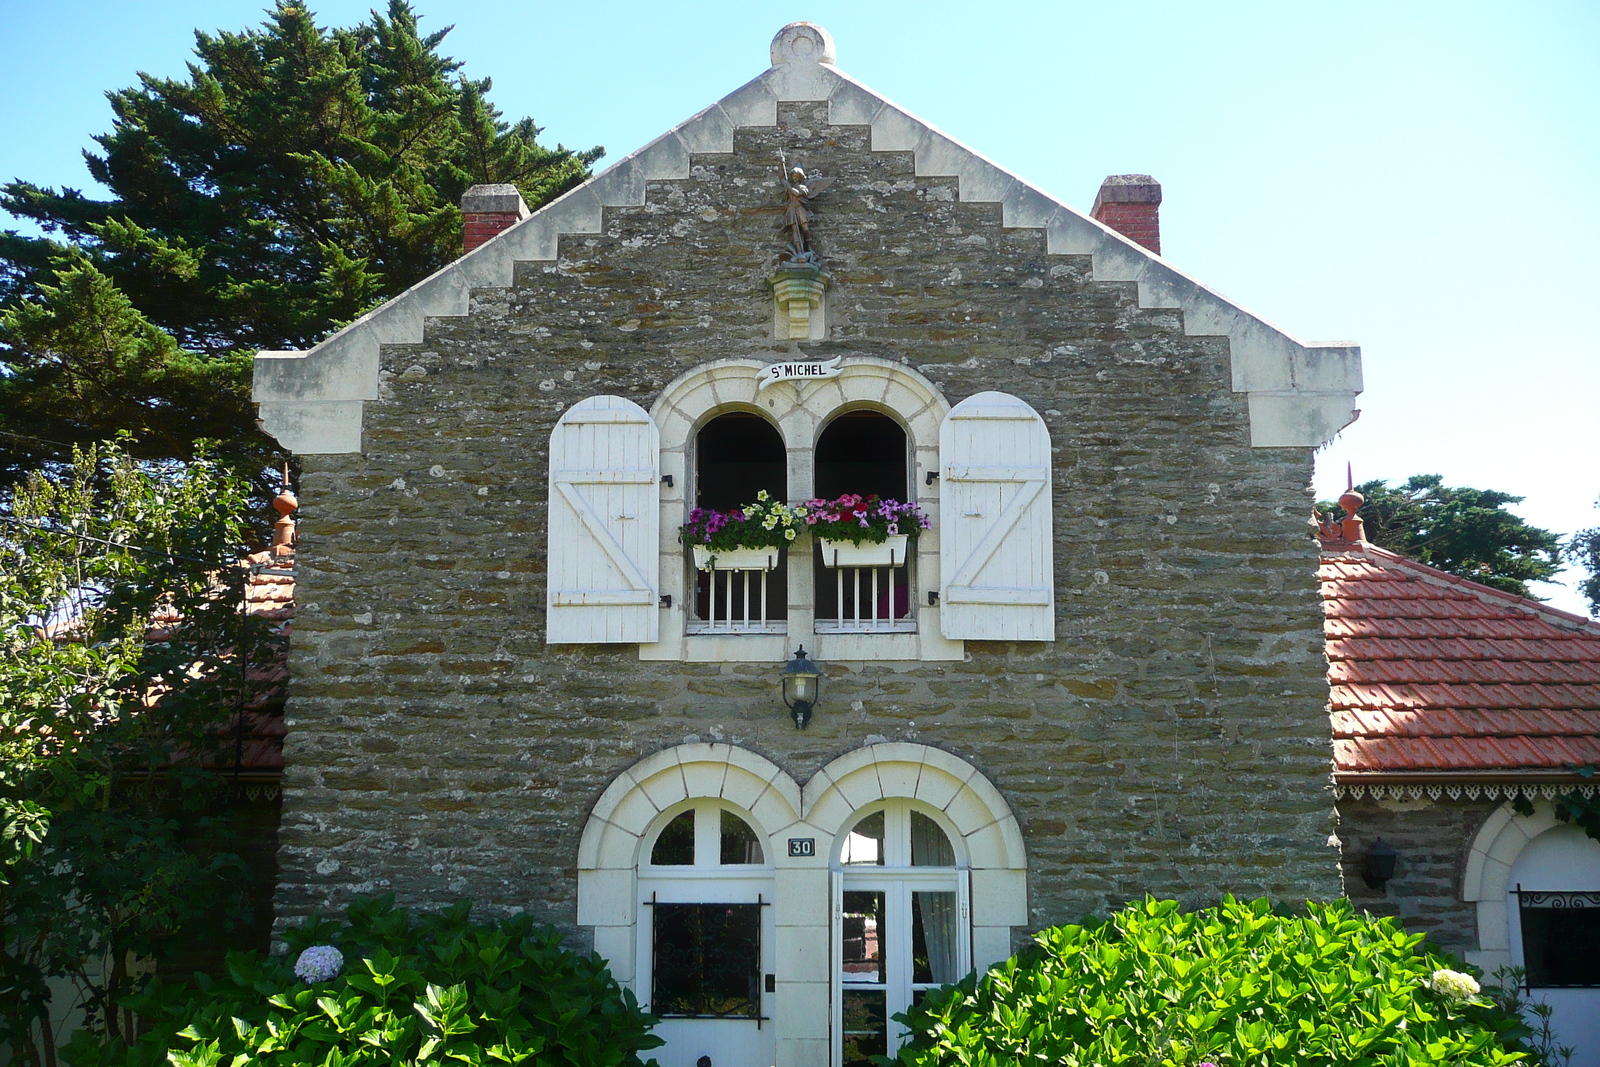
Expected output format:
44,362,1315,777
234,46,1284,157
781,646,821,730
1363,838,1399,890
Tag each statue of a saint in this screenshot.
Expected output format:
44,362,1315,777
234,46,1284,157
778,157,833,262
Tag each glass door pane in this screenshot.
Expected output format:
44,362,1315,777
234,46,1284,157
912,890,959,986
842,890,887,1067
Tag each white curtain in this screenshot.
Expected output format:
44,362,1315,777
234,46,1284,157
915,891,958,984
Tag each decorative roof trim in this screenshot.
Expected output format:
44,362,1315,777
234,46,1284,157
254,26,1362,455
1336,781,1598,803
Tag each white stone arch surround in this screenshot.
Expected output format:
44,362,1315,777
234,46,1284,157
1462,801,1563,971
640,355,961,663
807,742,1028,971
576,743,802,989
576,742,1028,1022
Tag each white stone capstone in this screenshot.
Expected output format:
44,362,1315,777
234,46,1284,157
770,22,835,66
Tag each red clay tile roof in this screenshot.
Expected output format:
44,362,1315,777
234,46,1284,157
224,543,294,772
1322,540,1600,779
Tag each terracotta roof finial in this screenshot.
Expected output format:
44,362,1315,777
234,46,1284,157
1338,463,1366,543
271,464,298,552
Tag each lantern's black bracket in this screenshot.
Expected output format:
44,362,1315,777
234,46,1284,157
659,594,672,608
661,474,674,488
925,470,939,485
928,590,939,605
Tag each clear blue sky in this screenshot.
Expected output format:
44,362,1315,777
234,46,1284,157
3,1,1597,612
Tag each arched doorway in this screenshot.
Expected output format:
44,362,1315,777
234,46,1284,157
1506,823,1600,1065
637,800,776,1067
834,800,969,1066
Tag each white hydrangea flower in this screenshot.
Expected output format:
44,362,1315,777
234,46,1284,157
294,944,345,983
1426,968,1480,1000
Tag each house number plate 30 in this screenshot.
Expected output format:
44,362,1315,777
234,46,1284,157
788,838,815,857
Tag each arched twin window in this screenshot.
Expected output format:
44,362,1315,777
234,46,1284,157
545,362,1057,654
691,408,914,634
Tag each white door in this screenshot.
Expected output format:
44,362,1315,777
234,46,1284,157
1506,823,1600,1067
638,803,776,1067
833,803,970,1067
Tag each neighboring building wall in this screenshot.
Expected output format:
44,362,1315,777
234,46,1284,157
275,99,1339,941
1338,798,1496,957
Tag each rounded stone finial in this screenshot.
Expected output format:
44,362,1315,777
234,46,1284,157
771,22,835,67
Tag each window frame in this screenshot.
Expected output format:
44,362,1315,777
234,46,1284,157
832,800,972,1065
642,356,964,664
636,799,776,1025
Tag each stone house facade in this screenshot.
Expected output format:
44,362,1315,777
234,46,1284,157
252,23,1366,1067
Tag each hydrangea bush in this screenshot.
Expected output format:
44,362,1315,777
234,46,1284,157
291,944,343,983
802,493,929,546
64,896,661,1067
887,897,1538,1067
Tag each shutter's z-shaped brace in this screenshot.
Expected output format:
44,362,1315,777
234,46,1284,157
943,466,1048,605
551,470,655,606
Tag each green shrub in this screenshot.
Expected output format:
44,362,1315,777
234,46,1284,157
889,896,1534,1067
64,896,661,1067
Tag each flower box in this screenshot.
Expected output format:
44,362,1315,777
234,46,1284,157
693,544,781,572
818,534,909,569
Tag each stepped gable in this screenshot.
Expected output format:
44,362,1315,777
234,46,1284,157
1321,539,1600,780
254,21,1361,455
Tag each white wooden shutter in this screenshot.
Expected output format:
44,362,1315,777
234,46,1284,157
546,395,660,644
939,391,1054,641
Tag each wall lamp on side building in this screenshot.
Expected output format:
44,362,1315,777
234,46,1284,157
781,646,822,729
1363,838,1400,891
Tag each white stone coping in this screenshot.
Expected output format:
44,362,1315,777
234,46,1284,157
254,24,1360,454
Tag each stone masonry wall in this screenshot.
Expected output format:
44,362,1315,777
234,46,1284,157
275,101,1342,941
1338,798,1495,956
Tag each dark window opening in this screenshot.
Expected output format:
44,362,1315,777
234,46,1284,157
1519,893,1600,987
651,903,761,1017
720,809,765,864
693,412,787,626
814,411,907,501
813,412,912,626
651,811,695,866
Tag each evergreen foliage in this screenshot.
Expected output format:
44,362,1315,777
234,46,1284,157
1567,503,1599,616
1,442,267,1062
1323,474,1561,598
0,1,600,483
63,897,663,1067
0,258,257,487
889,897,1537,1067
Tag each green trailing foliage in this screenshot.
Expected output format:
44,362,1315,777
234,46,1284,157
1512,770,1600,845
1322,474,1561,598
63,896,663,1067
886,897,1537,1067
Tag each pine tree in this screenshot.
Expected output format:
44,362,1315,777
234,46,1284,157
0,1,600,483
1323,474,1563,598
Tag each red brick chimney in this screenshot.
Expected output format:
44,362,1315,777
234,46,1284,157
462,184,529,254
1091,174,1162,255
